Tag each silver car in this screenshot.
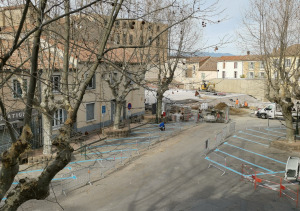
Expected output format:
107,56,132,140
285,156,300,181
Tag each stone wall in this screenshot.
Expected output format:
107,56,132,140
210,78,268,102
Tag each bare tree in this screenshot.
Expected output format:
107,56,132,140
0,0,123,209
240,0,300,142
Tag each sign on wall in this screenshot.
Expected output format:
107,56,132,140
102,106,106,115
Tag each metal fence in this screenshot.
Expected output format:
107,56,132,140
51,121,190,196
2,119,231,204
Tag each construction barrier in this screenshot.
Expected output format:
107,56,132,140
207,152,227,176
241,164,299,208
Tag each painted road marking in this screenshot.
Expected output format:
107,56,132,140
238,131,272,141
264,128,285,134
69,157,128,164
246,129,285,138
205,156,243,176
10,175,77,186
205,157,284,177
232,135,268,147
215,149,273,172
224,142,285,165
255,171,285,176
89,141,150,149
18,166,72,175
88,149,138,155
205,157,283,177
105,136,159,142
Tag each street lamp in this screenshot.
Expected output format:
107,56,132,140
295,102,300,136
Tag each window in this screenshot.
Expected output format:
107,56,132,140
86,103,95,121
53,109,67,127
285,59,291,67
115,21,119,28
274,71,278,79
13,79,27,98
148,36,152,45
87,74,95,89
139,36,143,45
52,75,60,92
157,25,160,32
223,62,225,69
273,59,279,67
122,21,127,29
249,62,254,70
156,37,160,47
260,61,264,69
154,54,159,62
129,34,133,45
122,34,127,44
193,65,196,71
116,34,120,44
222,71,226,78
148,24,152,31
109,72,118,84
249,72,254,78
201,73,205,80
234,62,238,69
259,72,265,78
234,71,237,78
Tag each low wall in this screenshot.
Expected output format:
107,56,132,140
210,78,268,102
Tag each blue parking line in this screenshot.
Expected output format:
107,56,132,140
52,175,77,181
131,132,150,134
18,166,72,174
105,136,157,142
205,157,284,177
264,128,285,134
10,174,77,186
254,171,285,176
238,131,272,141
224,142,286,165
205,156,243,176
89,141,150,149
215,149,273,172
69,157,128,164
247,129,285,138
88,149,138,155
232,135,268,147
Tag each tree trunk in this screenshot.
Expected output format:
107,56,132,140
283,108,295,142
156,93,163,123
42,114,52,155
113,101,122,129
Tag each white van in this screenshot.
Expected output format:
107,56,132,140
285,156,300,181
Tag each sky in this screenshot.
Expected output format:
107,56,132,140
201,0,250,55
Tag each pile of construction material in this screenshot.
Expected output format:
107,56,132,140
203,102,229,123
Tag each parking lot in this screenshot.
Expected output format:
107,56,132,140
14,117,300,211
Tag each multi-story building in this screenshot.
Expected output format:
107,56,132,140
217,56,245,79
197,56,218,81
0,3,167,151
242,55,265,79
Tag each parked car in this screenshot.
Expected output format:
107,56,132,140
285,156,300,181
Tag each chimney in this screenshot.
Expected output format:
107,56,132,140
247,51,250,55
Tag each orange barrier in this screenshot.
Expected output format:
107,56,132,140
241,164,299,208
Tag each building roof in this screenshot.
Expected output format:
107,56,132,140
218,55,246,61
198,57,218,72
186,56,210,64
241,55,263,61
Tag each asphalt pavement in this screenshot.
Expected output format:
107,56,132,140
17,115,300,211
